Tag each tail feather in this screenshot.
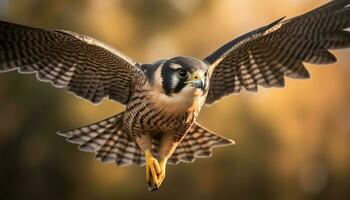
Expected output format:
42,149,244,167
187,131,212,158
168,122,235,165
57,112,145,166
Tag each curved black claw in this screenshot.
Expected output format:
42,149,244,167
147,182,159,192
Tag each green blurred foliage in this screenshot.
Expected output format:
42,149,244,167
0,0,350,200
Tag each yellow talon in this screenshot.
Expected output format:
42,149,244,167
145,150,161,191
157,160,167,188
144,150,168,191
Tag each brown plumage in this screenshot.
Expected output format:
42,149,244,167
1,0,350,191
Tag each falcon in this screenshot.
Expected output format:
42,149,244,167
1,0,349,191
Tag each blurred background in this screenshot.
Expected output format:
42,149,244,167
0,0,349,199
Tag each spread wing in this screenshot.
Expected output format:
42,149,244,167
204,0,350,104
0,21,144,104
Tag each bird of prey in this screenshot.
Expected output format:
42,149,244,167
1,0,349,191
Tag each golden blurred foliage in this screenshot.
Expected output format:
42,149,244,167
0,0,349,200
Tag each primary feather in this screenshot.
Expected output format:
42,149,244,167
205,0,350,104
0,21,143,104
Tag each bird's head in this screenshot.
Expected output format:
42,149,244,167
154,56,209,97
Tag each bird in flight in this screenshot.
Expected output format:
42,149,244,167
0,0,349,191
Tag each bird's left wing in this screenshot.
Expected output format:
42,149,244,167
0,21,144,104
204,0,350,104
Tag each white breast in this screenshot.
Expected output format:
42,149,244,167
149,85,205,116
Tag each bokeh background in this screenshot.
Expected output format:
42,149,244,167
0,0,349,199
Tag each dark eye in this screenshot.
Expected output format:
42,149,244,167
204,72,208,77
177,69,189,78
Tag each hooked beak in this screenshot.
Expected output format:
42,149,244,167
186,72,206,91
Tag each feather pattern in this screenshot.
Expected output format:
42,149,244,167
205,0,350,104
0,21,144,104
168,122,234,165
57,113,145,166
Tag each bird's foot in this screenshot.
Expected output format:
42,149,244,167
157,160,166,187
145,150,161,191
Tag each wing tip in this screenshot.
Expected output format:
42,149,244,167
56,130,69,137
227,138,236,145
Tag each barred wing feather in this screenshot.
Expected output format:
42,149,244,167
0,21,143,104
205,0,350,104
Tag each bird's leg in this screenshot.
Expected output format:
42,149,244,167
135,135,162,191
157,158,168,187
145,150,161,191
157,133,181,188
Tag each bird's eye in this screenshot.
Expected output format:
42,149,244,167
177,69,189,78
204,72,208,77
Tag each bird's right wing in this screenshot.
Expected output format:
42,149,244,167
0,21,144,104
204,0,350,104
